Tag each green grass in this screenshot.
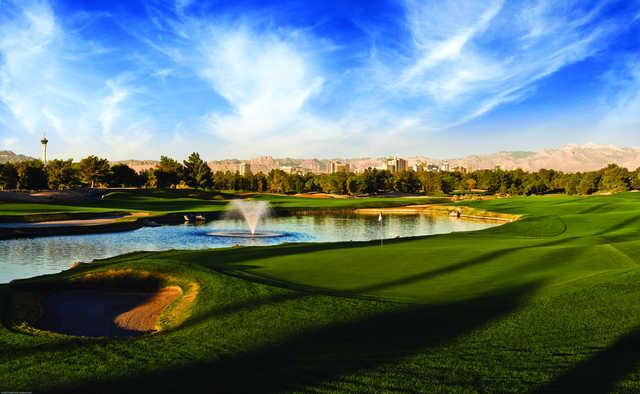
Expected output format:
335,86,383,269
0,203,122,216
0,189,448,221
253,194,450,210
2,193,640,392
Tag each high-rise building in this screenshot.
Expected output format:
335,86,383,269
239,162,251,176
330,161,350,173
413,161,426,172
280,166,305,175
40,132,48,165
440,161,450,172
385,156,407,173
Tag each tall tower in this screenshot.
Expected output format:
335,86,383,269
40,132,48,165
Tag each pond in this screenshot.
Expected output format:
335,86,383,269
0,213,501,283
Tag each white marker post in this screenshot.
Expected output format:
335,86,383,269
378,212,383,247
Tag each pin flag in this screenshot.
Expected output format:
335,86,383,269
379,212,383,247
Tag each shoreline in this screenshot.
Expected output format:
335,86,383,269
354,204,521,222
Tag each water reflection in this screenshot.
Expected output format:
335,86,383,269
0,213,500,283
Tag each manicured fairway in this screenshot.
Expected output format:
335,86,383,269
2,193,640,392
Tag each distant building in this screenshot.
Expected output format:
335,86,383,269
385,156,408,173
330,161,350,174
239,162,251,176
440,161,450,172
40,132,48,165
427,163,440,172
413,161,426,172
280,166,306,175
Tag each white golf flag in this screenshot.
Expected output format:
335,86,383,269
378,213,382,222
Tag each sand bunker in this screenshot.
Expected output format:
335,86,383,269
35,286,182,337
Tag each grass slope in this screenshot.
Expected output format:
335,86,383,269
0,189,448,221
2,193,640,392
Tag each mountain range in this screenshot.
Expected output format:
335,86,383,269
204,144,640,173
4,144,640,173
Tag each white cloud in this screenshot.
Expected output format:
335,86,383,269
400,0,505,85
382,0,620,129
594,60,640,144
151,68,173,80
197,26,324,141
0,0,58,135
99,81,129,136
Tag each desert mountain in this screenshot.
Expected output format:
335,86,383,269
10,143,633,173
0,151,35,164
442,144,640,172
206,144,640,173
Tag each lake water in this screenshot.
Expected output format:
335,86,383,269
0,213,500,283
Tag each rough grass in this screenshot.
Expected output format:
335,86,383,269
1,193,640,392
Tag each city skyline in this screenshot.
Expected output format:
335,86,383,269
1,0,639,161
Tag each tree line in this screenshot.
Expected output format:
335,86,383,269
1,153,639,196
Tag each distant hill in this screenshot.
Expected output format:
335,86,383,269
206,144,640,173
442,144,640,172
110,160,159,173
0,151,35,164
104,144,640,174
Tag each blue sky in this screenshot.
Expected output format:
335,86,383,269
0,0,639,160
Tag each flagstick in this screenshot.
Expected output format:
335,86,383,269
379,212,383,248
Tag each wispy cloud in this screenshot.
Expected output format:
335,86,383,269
377,0,622,128
0,0,58,135
0,0,157,159
0,0,638,159
595,58,640,144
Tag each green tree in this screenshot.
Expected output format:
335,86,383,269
0,162,18,190
632,168,640,190
465,177,477,191
153,156,183,188
347,175,366,195
523,173,549,195
418,171,442,195
267,169,287,192
109,164,141,187
16,160,47,190
78,156,110,188
599,163,631,191
320,172,348,194
562,173,581,195
182,152,212,188
439,173,455,194
394,170,420,193
45,159,79,190
578,172,601,195
139,169,155,188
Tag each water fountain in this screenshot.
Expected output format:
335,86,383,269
208,200,283,238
